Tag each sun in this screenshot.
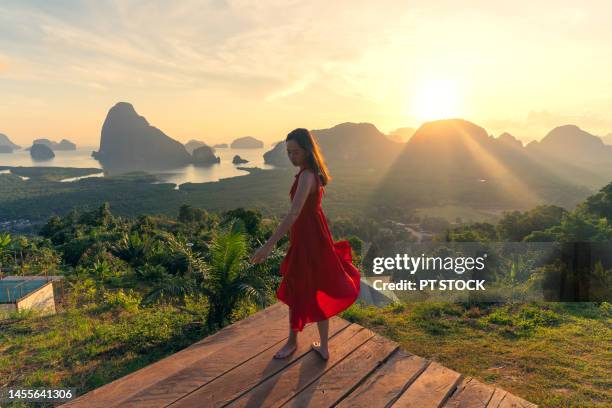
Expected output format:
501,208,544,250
408,79,463,123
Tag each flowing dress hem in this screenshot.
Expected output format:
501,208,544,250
276,290,359,332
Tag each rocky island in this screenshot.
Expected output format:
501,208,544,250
0,133,20,153
92,102,193,170
230,136,263,149
192,145,221,165
30,143,55,161
184,140,208,154
232,155,248,164
27,138,77,151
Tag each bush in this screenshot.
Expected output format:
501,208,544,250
101,289,141,312
66,277,99,306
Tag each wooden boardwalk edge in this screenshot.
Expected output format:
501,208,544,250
59,303,537,408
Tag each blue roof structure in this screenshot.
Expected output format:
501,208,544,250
0,279,49,303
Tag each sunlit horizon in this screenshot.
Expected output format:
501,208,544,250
407,79,464,123
1,1,612,147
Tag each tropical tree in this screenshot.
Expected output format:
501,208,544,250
497,205,566,241
0,233,11,250
113,232,154,267
0,233,11,275
140,232,206,305
202,220,282,330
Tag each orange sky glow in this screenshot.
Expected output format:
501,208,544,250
1,1,611,147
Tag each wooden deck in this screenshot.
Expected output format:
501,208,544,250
60,303,537,407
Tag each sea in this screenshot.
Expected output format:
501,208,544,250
0,146,278,186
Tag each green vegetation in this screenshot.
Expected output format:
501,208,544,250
1,299,202,396
0,203,289,402
445,184,612,242
346,183,612,407
0,175,610,408
1,165,605,230
342,302,611,408
0,166,103,182
415,205,507,224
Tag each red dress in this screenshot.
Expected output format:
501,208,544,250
277,167,361,332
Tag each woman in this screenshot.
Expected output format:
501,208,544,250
250,128,361,360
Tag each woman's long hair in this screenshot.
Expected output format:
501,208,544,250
286,128,331,186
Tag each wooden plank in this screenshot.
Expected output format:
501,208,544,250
336,350,428,408
59,301,538,408
448,377,473,402
496,393,538,408
60,303,287,408
164,316,350,407
224,324,374,408
116,305,302,407
444,377,496,408
392,361,463,408
283,334,398,407
486,389,507,407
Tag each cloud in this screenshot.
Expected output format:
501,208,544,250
2,0,612,144
264,72,318,102
0,0,416,100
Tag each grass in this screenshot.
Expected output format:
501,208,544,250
341,301,611,408
0,297,209,405
414,204,512,223
0,285,265,407
1,295,609,407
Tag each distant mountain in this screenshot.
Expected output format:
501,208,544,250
601,133,612,146
497,132,523,150
387,127,415,143
92,102,193,170
57,139,76,150
263,122,403,169
231,136,263,149
401,119,530,179
30,138,76,151
0,133,20,151
263,142,289,167
192,145,220,165
526,125,612,165
30,143,55,161
0,146,13,153
519,125,612,190
184,140,208,154
213,143,228,148
372,119,596,210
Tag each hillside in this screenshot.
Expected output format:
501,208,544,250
0,133,21,150
264,122,403,170
370,119,596,211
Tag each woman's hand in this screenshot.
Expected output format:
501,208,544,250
250,242,273,264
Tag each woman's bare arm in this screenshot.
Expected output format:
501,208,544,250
250,170,315,263
267,170,315,247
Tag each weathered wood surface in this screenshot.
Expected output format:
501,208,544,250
61,303,537,408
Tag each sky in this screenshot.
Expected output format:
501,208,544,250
1,0,611,147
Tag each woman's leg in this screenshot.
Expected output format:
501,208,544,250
312,319,329,360
274,308,298,358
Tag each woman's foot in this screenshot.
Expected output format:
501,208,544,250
311,341,329,360
274,341,297,359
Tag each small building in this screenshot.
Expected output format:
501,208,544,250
0,276,62,317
